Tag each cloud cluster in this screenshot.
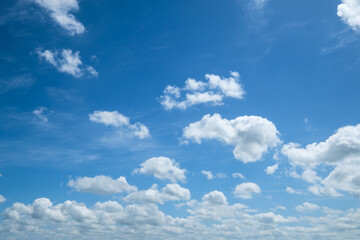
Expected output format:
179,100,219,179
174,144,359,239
160,72,245,110
89,110,150,139
36,48,98,78
233,182,261,199
183,113,281,163
337,0,360,31
282,124,360,197
133,157,186,182
124,183,190,204
296,202,320,212
33,0,85,35
68,175,137,195
201,170,226,180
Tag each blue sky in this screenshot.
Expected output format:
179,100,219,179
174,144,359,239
1,0,360,239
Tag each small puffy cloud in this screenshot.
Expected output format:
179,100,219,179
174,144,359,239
33,106,49,122
183,113,281,163
201,170,213,180
232,172,245,179
133,157,186,183
296,202,320,212
286,186,301,194
282,124,360,197
265,164,278,175
36,48,98,78
89,110,150,139
0,195,6,203
68,175,137,195
33,0,85,35
202,191,228,205
124,183,190,204
160,72,245,110
234,182,261,199
337,0,360,31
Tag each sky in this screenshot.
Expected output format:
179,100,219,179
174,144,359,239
1,0,360,239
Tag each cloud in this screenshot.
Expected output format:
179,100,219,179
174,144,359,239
160,72,245,110
36,48,98,78
337,0,360,31
286,186,301,194
124,183,190,204
202,191,228,205
68,175,137,195
234,182,261,199
265,164,278,175
183,113,281,163
33,0,85,35
0,75,34,94
0,195,6,203
133,157,186,183
201,170,227,180
282,124,360,197
33,107,50,122
89,110,150,139
296,202,320,212
252,0,267,9
232,172,245,179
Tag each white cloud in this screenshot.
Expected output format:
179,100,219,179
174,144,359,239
33,106,49,122
124,183,190,204
89,110,150,139
337,0,360,31
0,195,6,203
253,0,267,9
232,172,245,179
133,157,186,183
183,113,281,163
282,124,360,197
201,170,213,180
202,191,228,205
286,186,301,194
234,182,261,199
36,48,97,78
160,72,245,110
296,202,320,212
68,175,137,195
33,0,85,35
0,75,34,94
265,163,278,175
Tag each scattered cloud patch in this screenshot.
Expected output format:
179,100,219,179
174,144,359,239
89,110,150,139
33,0,85,35
286,186,301,194
68,175,137,195
282,124,360,197
0,195,6,203
234,182,261,199
33,106,50,122
183,113,281,163
133,157,186,183
124,183,190,204
0,75,34,94
201,170,226,180
296,202,320,212
337,0,360,31
36,48,98,78
232,172,245,179
265,163,278,175
160,72,245,110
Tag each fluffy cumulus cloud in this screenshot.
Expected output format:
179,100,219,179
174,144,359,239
296,202,320,212
265,163,278,175
36,48,98,78
89,110,150,139
7,194,360,239
234,182,261,199
33,0,85,35
68,175,137,195
183,113,281,163
282,124,360,197
124,183,190,204
133,157,186,182
337,0,360,31
160,72,245,110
